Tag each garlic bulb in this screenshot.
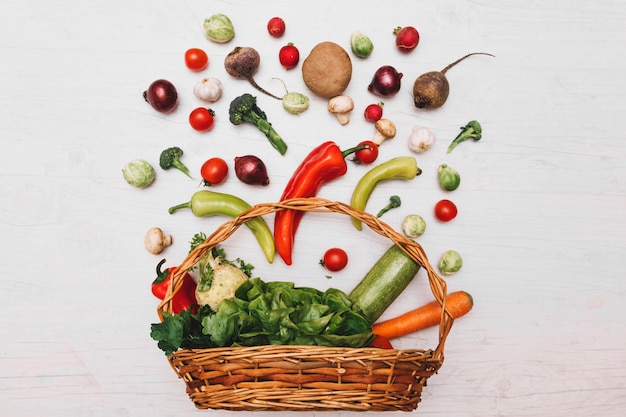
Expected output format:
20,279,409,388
407,125,436,153
193,77,223,102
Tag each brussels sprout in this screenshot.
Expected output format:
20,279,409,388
203,14,235,43
282,92,310,115
350,31,374,58
122,159,155,188
438,250,463,275
438,164,461,191
402,214,426,238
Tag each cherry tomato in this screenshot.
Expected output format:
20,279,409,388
364,102,384,122
321,248,348,272
189,107,215,132
279,43,300,69
395,26,420,52
184,48,209,71
267,17,286,37
434,199,458,222
354,141,379,165
200,157,228,186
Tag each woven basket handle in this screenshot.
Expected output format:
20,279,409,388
157,197,454,360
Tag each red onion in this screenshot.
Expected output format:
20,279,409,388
234,155,270,186
143,79,178,113
367,66,403,97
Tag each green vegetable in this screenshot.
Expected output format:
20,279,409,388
168,190,275,263
447,120,482,153
122,159,155,188
376,195,401,218
203,14,235,43
151,277,373,355
402,214,426,237
282,92,310,115
350,157,421,230
229,93,288,155
349,31,374,58
349,245,421,324
159,147,193,179
437,164,461,191
439,250,463,275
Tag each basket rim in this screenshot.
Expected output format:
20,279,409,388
157,197,454,361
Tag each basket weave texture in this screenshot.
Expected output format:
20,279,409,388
157,197,454,412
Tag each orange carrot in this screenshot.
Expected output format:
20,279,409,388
372,291,473,340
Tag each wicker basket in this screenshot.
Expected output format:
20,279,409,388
157,197,454,412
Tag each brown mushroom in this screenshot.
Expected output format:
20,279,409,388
373,118,397,145
144,227,172,255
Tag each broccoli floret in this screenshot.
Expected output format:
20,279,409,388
159,147,193,178
228,93,288,155
376,195,402,218
447,120,482,154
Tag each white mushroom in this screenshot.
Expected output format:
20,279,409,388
144,227,173,255
327,95,354,125
373,118,397,145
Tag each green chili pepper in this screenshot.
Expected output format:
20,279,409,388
168,190,275,263
350,157,422,230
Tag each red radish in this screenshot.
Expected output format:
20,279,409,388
267,17,285,37
394,26,419,52
364,102,384,122
279,43,300,69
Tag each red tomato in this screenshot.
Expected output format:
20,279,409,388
354,141,379,165
189,107,215,132
184,48,209,71
364,102,384,122
434,199,458,222
279,43,299,69
395,26,420,52
369,335,394,349
267,17,286,37
200,157,228,186
321,248,348,272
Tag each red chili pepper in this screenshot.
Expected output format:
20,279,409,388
152,259,198,314
274,141,368,265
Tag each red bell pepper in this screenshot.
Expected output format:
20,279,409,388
274,141,370,265
152,259,198,314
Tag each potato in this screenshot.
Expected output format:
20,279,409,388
302,42,352,98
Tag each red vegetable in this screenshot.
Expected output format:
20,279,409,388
143,79,178,113
279,43,300,69
434,199,458,222
368,66,403,97
364,102,384,122
354,140,379,165
189,107,215,132
321,248,348,272
200,157,228,186
368,334,394,349
394,26,420,52
184,48,209,71
274,141,369,265
267,17,285,37
152,259,197,314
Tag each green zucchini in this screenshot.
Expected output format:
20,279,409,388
349,245,421,324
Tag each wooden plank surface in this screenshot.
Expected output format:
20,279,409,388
1,0,624,416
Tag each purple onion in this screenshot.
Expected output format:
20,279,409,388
143,79,178,113
368,65,403,97
234,155,270,186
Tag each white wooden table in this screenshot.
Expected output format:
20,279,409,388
1,1,624,416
